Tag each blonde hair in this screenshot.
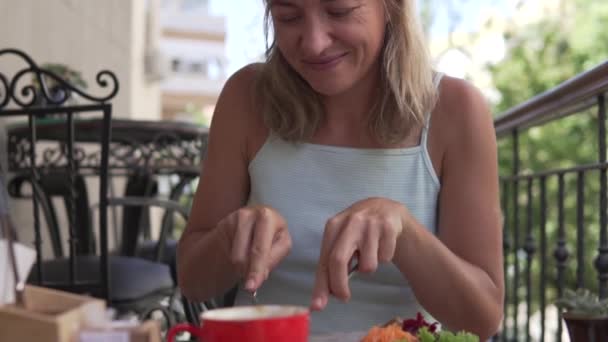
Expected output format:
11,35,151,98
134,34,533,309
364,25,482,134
257,0,438,144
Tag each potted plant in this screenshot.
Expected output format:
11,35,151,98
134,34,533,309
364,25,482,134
32,63,87,106
556,288,608,342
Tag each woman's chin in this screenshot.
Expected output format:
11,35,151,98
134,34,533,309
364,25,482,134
305,79,353,97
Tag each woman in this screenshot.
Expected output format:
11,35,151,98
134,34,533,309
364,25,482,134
177,0,504,338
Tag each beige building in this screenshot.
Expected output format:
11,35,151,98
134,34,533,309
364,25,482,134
0,0,162,120
0,0,165,254
159,0,228,124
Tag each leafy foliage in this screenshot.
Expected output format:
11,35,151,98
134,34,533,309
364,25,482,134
399,327,479,342
556,288,608,317
487,0,608,317
33,63,88,90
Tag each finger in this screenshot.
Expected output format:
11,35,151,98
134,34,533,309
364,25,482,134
230,211,255,276
358,223,379,274
245,208,275,291
310,261,330,311
311,217,342,310
328,215,361,301
378,220,399,263
267,228,292,271
216,216,234,257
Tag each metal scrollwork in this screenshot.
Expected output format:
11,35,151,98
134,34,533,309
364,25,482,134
8,131,206,174
0,72,9,109
108,132,205,172
0,48,119,110
2,48,205,176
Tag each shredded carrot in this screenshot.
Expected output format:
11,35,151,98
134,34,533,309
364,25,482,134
360,323,418,342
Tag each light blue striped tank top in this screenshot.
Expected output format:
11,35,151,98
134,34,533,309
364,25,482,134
235,74,444,334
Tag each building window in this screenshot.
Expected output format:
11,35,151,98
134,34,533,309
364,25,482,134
171,59,182,72
206,58,222,80
190,62,204,73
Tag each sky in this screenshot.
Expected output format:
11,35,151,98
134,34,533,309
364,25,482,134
209,0,267,73
207,0,516,74
428,0,514,36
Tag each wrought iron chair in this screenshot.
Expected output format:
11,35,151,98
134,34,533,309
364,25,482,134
0,48,177,322
120,162,216,326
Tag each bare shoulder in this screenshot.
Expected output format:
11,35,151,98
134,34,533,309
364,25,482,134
433,75,495,147
210,63,268,160
215,63,263,122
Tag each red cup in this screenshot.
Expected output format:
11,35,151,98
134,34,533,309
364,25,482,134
167,305,310,342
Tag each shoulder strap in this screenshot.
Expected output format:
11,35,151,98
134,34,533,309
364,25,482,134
421,72,445,145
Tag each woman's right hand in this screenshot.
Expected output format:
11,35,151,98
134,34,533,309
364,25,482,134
218,206,292,292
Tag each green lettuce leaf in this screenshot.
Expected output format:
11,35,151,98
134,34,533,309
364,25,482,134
436,330,479,342
418,327,436,342
394,327,479,342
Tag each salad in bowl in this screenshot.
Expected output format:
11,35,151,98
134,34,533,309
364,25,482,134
361,313,479,342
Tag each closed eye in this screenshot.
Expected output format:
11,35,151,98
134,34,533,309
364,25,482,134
270,0,302,24
276,14,302,23
327,6,359,18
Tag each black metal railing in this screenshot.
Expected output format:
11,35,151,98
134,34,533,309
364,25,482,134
495,62,608,341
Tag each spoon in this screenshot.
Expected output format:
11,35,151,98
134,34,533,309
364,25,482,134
242,254,359,306
241,278,258,305
348,260,359,279
348,252,359,279
249,289,258,305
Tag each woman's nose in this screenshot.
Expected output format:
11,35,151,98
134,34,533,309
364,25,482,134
299,17,332,56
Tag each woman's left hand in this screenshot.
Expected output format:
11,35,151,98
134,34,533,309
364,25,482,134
310,197,410,311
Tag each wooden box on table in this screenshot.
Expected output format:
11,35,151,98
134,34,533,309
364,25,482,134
0,285,106,342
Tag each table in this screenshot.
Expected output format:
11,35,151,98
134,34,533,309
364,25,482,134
6,118,208,176
5,117,208,256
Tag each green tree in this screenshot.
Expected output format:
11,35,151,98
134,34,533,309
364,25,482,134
487,0,608,330
491,1,608,114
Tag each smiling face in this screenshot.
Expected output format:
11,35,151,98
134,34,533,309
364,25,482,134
269,0,387,96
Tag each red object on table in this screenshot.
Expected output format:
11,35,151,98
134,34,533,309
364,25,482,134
166,305,309,342
402,312,439,334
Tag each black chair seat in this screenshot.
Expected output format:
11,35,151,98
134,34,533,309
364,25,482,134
28,255,174,303
136,239,178,283
136,239,177,265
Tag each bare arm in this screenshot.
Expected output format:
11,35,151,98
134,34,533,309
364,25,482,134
392,79,504,339
310,78,503,338
177,65,256,301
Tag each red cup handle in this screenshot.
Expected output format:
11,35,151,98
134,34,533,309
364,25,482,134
166,323,202,342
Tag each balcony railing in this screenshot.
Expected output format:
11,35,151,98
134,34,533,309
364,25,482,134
495,61,608,341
